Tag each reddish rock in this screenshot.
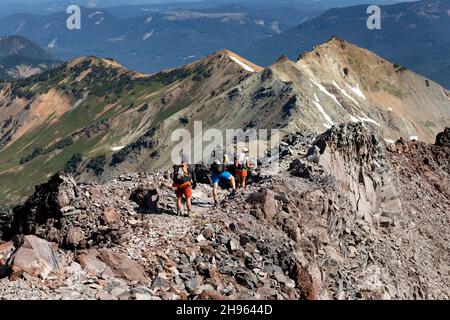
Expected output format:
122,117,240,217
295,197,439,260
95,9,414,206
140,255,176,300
207,267,225,287
77,251,109,276
12,236,59,279
202,227,215,240
104,208,121,224
292,263,321,300
248,188,278,220
261,189,277,220
66,227,85,247
198,290,228,300
98,249,147,283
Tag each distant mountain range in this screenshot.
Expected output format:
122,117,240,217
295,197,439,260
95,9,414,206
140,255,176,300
0,0,401,18
247,0,450,88
0,36,60,80
0,4,319,73
0,1,408,78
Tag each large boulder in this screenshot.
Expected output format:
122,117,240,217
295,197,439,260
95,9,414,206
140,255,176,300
130,185,159,211
77,249,147,283
7,173,80,238
3,173,126,249
99,249,148,283
98,249,147,284
12,235,59,279
247,188,278,221
309,123,402,225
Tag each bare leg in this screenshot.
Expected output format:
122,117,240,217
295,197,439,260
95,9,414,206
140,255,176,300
177,196,183,215
242,176,247,190
186,196,192,211
185,196,192,216
230,176,236,190
213,183,219,205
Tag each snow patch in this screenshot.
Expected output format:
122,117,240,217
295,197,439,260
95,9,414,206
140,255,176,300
143,30,154,40
229,55,255,72
388,107,393,111
183,55,197,60
346,83,366,100
89,11,103,18
327,82,379,126
332,81,360,107
15,21,26,34
349,115,360,123
145,16,153,24
321,81,379,126
313,79,368,125
310,79,342,107
112,146,125,152
410,136,418,141
255,19,265,26
358,114,380,127
95,17,105,25
47,38,57,49
373,160,381,168
270,21,282,34
384,139,395,144
313,94,334,128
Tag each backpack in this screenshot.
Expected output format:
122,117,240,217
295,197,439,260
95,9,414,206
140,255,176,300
211,162,224,174
173,164,191,185
235,153,248,171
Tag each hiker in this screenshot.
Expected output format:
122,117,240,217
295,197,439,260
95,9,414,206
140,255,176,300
171,160,197,217
211,158,236,206
235,148,253,189
223,153,236,177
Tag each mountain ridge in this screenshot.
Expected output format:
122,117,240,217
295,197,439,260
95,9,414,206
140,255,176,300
246,0,450,88
0,38,448,205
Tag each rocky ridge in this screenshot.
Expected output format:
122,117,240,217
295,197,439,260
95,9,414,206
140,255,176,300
0,123,449,300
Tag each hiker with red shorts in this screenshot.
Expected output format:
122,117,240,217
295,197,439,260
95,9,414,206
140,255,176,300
235,148,253,190
171,161,197,217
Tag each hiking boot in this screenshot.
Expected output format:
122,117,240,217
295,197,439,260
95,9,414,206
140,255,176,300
185,210,192,218
228,189,236,198
177,210,183,216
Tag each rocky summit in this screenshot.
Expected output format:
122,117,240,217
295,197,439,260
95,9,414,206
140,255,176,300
0,123,448,300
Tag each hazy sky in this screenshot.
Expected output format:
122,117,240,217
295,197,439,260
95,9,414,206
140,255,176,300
0,0,403,5
0,0,193,4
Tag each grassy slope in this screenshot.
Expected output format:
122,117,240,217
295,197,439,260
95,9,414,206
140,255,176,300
0,56,215,205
